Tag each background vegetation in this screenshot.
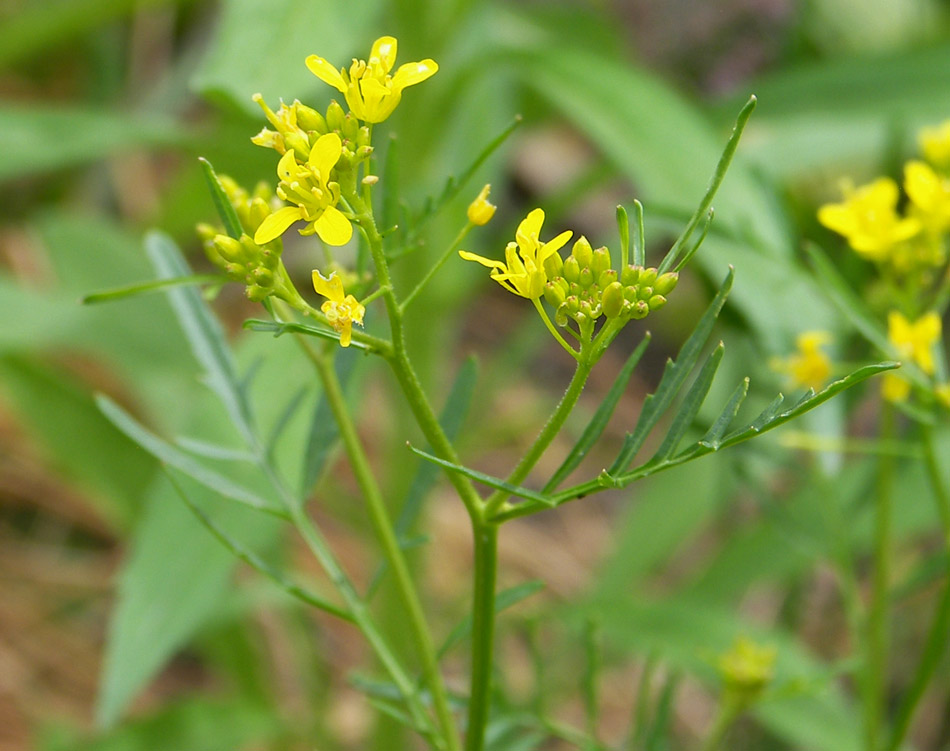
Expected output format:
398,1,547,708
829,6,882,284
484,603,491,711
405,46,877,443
2,0,949,749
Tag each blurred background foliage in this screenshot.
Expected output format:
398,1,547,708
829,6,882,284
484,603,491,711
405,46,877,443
2,0,949,749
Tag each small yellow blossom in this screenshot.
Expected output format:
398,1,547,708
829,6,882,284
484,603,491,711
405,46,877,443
717,636,776,703
254,134,352,247
770,331,833,391
467,184,496,226
882,373,911,403
306,36,438,124
919,120,950,173
459,208,572,299
817,178,920,262
250,94,324,158
905,160,950,233
888,310,942,375
312,270,364,347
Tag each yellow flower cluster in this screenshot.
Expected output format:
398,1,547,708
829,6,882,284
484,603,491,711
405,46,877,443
770,331,833,391
882,311,944,403
818,120,950,272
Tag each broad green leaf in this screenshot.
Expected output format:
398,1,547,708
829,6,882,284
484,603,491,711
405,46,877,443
609,268,734,474
544,335,650,493
0,104,184,181
191,0,382,116
97,394,283,516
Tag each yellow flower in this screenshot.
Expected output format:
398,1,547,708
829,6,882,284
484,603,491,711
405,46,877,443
905,160,950,233
817,178,920,262
888,310,941,374
770,331,833,391
458,208,572,299
312,270,364,347
920,120,950,173
306,36,438,124
717,636,776,702
254,134,352,247
881,372,911,403
467,184,496,226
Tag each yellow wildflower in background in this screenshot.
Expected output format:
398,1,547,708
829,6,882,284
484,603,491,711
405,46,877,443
254,134,352,247
459,208,572,299
306,36,438,124
717,636,776,705
467,184,496,226
312,270,365,347
817,178,920,262
920,120,950,173
888,310,941,374
881,373,911,403
770,331,833,391
905,160,950,233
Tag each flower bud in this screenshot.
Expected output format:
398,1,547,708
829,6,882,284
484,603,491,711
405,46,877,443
248,197,272,233
326,100,346,131
648,294,667,311
630,300,650,319
579,266,594,289
597,269,617,288
565,295,580,315
555,303,570,327
655,271,679,296
571,236,593,269
639,267,658,288
638,286,653,301
295,101,327,133
467,184,496,226
283,132,311,158
544,280,566,308
341,112,360,142
602,281,624,318
591,247,611,276
213,235,244,263
563,255,581,283
544,251,563,278
621,265,641,286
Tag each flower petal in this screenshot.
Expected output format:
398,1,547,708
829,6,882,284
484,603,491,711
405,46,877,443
392,59,439,89
305,55,347,92
539,230,573,261
370,36,398,72
309,133,343,178
314,205,353,246
516,208,545,245
458,250,506,272
312,269,343,302
277,149,298,181
254,206,302,245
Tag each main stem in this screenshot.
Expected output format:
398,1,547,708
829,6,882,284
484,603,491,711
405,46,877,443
465,522,498,751
307,347,460,751
865,402,895,751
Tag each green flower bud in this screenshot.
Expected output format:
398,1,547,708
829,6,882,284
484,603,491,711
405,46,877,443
555,303,570,327
569,281,582,297
248,197,272,233
357,126,372,149
544,251,564,277
648,294,667,311
563,255,581,284
623,285,637,302
251,266,275,287
579,267,594,288
631,300,650,319
578,299,595,319
544,280,566,308
326,100,346,131
566,295,580,315
602,281,624,318
621,265,641,286
638,286,654,301
295,102,327,133
247,284,270,302
196,223,216,243
342,112,360,142
639,267,658,287
283,132,311,157
571,236,593,268
591,246,611,276
655,271,679,296
597,268,617,289
214,235,244,263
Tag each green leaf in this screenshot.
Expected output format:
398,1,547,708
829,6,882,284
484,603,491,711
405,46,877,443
650,342,725,462
0,104,184,181
175,436,255,463
81,274,224,305
198,158,243,240
145,232,256,443
608,268,734,474
544,335,650,493
699,378,750,449
437,581,545,659
408,444,555,506
97,394,284,516
243,318,380,353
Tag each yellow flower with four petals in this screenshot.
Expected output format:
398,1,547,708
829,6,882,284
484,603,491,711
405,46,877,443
312,270,365,347
254,133,352,247
459,208,572,299
306,36,438,124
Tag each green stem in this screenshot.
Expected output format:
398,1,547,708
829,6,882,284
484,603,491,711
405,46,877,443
401,223,473,313
484,357,594,518
304,342,461,751
700,701,740,751
885,424,950,751
865,402,895,751
465,521,498,751
532,297,579,359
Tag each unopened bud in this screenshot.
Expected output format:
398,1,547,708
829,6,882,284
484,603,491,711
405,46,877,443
544,280,566,308
579,267,594,288
597,269,617,288
571,236,593,268
655,271,679,296
563,255,581,284
639,267,658,287
214,235,244,263
295,102,327,133
648,294,667,311
326,100,346,131
362,175,379,186
638,286,654,301
467,184,496,226
631,300,650,319
602,281,624,318
591,247,611,276
544,251,563,278
621,265,641,286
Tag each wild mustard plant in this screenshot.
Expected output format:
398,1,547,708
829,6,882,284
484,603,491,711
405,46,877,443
93,35,897,751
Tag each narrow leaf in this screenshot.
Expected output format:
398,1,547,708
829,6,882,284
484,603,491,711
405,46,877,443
169,474,352,622
632,199,645,267
81,274,224,304
301,352,355,494
616,204,630,268
243,318,378,352
97,395,283,516
544,335,650,492
199,157,243,240
699,378,750,449
609,268,734,474
266,385,308,461
408,444,554,506
651,341,725,462
176,436,255,463
437,581,545,659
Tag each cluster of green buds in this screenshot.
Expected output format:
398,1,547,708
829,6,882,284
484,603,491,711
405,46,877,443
252,95,373,172
542,236,679,331
197,177,294,303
